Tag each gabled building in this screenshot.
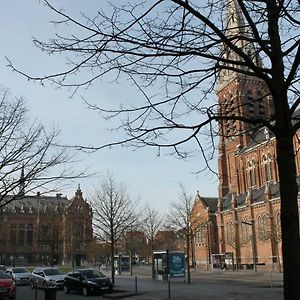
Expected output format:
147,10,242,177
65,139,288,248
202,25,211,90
0,186,93,267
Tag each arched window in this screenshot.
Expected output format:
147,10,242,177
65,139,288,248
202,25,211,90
247,160,256,187
226,221,234,243
241,221,250,242
195,225,207,246
262,154,273,182
258,215,270,240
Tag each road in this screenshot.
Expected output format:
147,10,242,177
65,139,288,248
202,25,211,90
15,267,284,300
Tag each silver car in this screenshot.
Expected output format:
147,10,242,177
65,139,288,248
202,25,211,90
7,267,31,285
30,267,65,289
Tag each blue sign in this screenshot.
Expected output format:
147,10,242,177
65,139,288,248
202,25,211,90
169,252,185,278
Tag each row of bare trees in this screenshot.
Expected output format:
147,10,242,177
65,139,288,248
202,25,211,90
0,85,192,285
86,172,194,285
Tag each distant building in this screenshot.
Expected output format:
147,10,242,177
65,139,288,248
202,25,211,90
0,186,93,266
191,0,300,271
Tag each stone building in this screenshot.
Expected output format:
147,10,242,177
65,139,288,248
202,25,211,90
191,0,300,271
0,186,93,266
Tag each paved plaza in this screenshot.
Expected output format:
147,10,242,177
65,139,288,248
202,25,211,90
104,268,283,300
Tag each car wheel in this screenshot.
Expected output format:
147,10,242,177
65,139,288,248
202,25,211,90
82,286,89,296
64,285,70,294
43,281,48,288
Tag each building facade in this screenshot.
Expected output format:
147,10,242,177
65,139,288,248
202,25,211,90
0,186,93,267
191,0,300,271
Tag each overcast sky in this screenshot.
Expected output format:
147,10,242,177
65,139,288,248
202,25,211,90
0,0,218,212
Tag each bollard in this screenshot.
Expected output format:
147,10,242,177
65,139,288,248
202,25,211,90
135,276,138,295
167,274,171,299
44,288,57,300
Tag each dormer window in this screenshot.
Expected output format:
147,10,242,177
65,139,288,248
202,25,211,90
264,127,270,140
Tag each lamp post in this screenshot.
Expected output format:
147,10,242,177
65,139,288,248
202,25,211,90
242,220,257,272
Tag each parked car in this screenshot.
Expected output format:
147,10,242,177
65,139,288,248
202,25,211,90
64,269,113,296
0,270,16,299
30,267,65,289
6,267,31,285
0,265,6,272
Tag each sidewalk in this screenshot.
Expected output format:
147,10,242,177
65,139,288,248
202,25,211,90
104,269,283,300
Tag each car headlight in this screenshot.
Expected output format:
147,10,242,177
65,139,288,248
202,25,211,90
87,281,97,285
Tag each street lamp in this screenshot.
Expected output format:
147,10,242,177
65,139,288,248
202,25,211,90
242,220,257,272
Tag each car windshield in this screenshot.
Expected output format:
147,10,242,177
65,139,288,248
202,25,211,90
12,267,29,273
44,269,63,276
0,271,10,279
80,270,105,279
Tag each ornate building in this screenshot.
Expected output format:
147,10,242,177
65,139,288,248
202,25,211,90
191,0,300,271
0,186,93,267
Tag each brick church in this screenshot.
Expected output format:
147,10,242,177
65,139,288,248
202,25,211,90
191,0,300,271
0,186,93,266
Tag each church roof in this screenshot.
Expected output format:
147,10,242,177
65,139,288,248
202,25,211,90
200,197,219,213
220,178,300,211
239,126,275,153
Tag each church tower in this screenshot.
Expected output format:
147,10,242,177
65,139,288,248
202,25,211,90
217,0,273,197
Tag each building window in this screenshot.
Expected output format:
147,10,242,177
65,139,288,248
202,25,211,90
225,221,234,244
247,160,257,187
258,215,270,240
262,154,273,182
195,225,207,246
247,90,255,115
18,224,25,246
27,224,33,246
42,225,49,239
241,220,250,242
10,224,16,246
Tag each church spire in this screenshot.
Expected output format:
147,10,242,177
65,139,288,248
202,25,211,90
217,0,263,92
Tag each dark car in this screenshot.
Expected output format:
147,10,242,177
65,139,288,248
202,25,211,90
30,267,65,289
64,269,112,296
0,270,16,299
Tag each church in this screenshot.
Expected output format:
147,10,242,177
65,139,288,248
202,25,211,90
191,1,300,271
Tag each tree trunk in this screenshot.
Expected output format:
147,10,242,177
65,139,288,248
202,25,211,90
186,233,191,284
110,242,115,286
274,88,300,299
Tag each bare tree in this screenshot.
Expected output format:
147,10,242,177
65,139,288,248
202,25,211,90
91,172,139,285
38,210,63,267
142,204,164,278
0,87,86,208
166,184,194,284
7,1,300,298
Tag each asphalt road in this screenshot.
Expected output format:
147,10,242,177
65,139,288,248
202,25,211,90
15,267,284,300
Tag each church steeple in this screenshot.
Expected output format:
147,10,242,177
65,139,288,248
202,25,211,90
217,0,263,92
217,1,272,198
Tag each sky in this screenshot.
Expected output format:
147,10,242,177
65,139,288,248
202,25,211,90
0,0,218,213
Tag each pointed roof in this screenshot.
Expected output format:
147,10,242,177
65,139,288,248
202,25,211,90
217,0,263,92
